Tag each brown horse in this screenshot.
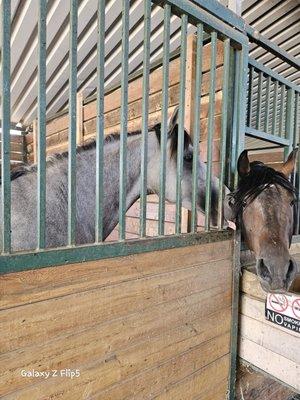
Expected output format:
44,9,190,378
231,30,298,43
225,149,298,293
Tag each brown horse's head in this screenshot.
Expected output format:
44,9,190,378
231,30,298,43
225,149,298,293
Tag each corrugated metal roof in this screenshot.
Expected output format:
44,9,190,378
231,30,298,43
1,0,299,126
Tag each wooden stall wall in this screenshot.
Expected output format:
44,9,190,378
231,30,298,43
0,133,26,170
0,238,233,399
24,35,225,239
239,242,300,393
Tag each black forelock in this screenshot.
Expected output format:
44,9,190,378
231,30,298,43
229,162,296,214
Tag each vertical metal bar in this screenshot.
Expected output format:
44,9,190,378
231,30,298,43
255,71,263,130
0,0,11,253
119,0,130,240
175,13,188,235
217,38,230,230
272,80,279,135
229,43,249,400
292,93,299,186
226,47,236,190
37,0,47,250
231,50,239,188
246,65,253,128
68,0,78,246
204,31,217,231
190,23,203,233
95,0,105,242
279,84,286,137
158,4,171,236
264,75,271,134
285,88,295,160
139,0,151,238
295,93,300,233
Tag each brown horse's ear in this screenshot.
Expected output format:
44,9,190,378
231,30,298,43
281,148,298,177
237,150,250,177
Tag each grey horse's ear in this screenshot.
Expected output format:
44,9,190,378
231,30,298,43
281,148,298,177
237,150,250,177
168,106,179,132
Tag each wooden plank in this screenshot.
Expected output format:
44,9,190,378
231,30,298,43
240,294,299,339
0,306,231,396
32,119,37,164
0,240,232,310
239,337,300,392
76,91,84,146
0,258,232,352
2,333,230,400
152,354,229,400
83,42,224,123
241,269,266,300
240,314,300,363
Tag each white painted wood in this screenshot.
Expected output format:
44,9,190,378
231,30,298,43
240,314,300,363
240,294,300,338
239,337,300,391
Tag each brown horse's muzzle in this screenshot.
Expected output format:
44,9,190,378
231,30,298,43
256,257,298,293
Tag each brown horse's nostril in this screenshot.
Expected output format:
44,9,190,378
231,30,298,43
257,259,272,283
286,259,296,285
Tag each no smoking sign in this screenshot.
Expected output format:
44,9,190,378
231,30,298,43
266,292,300,333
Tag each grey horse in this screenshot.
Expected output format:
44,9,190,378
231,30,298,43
1,108,221,251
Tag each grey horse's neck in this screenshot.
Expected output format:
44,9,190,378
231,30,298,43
7,131,160,251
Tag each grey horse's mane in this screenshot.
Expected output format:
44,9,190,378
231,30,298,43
7,127,161,183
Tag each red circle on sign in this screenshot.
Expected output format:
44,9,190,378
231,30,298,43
292,298,300,319
269,294,288,312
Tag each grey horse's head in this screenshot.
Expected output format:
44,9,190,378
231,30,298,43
147,107,221,226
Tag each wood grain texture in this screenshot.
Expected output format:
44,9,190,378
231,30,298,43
0,240,233,399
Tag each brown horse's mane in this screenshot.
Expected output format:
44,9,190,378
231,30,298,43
229,161,296,214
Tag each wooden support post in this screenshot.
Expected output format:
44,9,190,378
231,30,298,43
32,119,38,164
76,91,84,146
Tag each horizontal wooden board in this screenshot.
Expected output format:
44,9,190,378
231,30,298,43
1,258,232,352
0,306,231,396
240,294,299,339
239,337,300,392
152,354,229,400
0,240,232,310
240,314,300,363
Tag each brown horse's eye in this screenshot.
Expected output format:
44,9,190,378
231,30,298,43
290,199,295,206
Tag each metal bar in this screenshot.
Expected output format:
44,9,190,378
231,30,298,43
0,230,232,274
217,38,230,230
285,88,295,159
229,43,249,400
231,51,239,188
158,4,171,236
256,72,263,131
188,0,245,31
204,31,217,231
271,80,279,136
296,93,300,233
151,0,247,47
246,65,253,127
190,23,203,233
118,0,130,240
37,0,47,250
249,58,299,94
67,0,78,246
245,126,289,146
246,25,300,72
292,92,299,187
264,75,271,134
175,13,188,234
139,0,151,238
279,84,286,138
0,0,11,253
95,0,105,242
